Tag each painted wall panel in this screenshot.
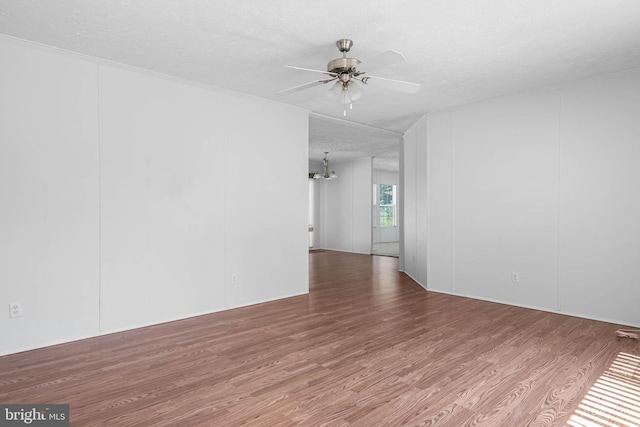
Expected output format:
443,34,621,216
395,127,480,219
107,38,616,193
453,92,560,310
308,161,323,248
426,113,453,293
415,118,429,285
407,68,640,327
321,158,372,254
0,36,309,355
223,95,309,309
322,162,351,252
0,38,100,355
559,71,640,325
402,126,418,277
352,158,373,254
99,65,227,331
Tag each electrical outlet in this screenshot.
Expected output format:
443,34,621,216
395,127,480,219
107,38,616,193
231,274,237,285
511,272,520,283
9,302,23,318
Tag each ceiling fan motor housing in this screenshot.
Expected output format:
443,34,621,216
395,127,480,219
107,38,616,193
327,57,361,74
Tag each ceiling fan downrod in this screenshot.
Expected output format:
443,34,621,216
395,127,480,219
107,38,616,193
328,38,360,76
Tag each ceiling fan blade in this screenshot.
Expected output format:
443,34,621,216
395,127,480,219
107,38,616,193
359,50,406,72
284,65,335,76
276,80,329,96
363,75,421,94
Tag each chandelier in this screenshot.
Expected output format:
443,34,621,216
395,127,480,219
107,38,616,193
313,152,338,180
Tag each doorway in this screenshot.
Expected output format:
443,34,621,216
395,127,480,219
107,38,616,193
372,171,399,257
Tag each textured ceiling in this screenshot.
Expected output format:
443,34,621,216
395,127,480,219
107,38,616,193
2,0,640,171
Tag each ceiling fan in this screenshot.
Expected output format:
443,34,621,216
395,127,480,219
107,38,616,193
277,39,421,115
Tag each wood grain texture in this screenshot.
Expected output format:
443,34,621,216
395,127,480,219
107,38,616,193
1,250,639,426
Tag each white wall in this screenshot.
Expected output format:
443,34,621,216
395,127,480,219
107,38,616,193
559,72,640,324
0,36,309,355
308,160,323,248
320,158,372,254
402,120,428,284
373,170,400,243
0,37,101,351
404,68,640,328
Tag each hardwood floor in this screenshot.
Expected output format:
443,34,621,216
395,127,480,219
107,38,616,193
1,250,639,426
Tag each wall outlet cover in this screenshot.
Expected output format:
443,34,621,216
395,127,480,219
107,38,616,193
9,302,23,318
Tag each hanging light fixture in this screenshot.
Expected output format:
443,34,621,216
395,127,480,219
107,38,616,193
313,152,338,180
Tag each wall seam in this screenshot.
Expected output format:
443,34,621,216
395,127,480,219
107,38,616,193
352,161,355,253
97,64,103,332
415,128,418,273
425,118,430,289
557,89,563,312
398,138,405,271
450,112,455,294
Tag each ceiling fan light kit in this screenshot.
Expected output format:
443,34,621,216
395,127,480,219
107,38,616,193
278,39,421,116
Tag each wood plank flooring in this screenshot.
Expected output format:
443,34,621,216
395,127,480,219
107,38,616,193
1,250,639,426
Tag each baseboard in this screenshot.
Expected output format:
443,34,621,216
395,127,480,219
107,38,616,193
423,287,640,329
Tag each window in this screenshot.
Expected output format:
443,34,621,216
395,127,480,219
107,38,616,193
379,184,396,227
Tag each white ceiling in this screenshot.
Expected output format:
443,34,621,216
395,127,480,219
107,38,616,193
2,1,640,171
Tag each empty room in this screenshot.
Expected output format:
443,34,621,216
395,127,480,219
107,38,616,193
1,1,640,426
